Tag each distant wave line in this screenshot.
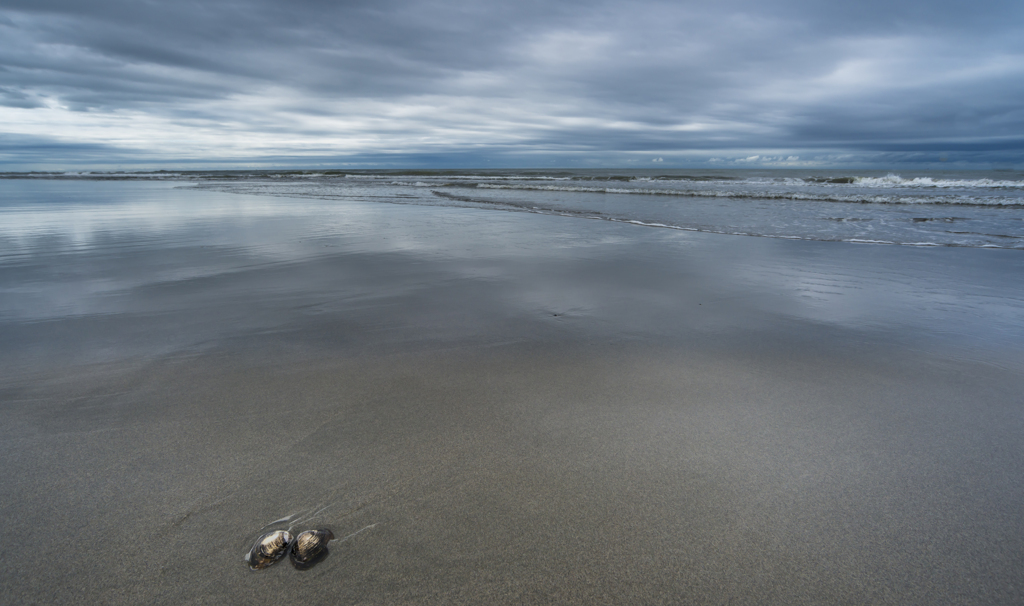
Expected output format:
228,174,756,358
427,191,1023,248
467,183,1024,206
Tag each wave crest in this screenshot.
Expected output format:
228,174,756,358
473,182,1023,206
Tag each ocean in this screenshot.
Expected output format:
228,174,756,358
8,168,1023,248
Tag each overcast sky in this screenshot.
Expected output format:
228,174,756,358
1,0,1022,169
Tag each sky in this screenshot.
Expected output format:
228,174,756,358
1,0,1022,170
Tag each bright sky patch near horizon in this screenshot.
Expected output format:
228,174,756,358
1,0,1022,170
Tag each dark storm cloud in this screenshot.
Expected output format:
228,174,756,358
1,0,1022,167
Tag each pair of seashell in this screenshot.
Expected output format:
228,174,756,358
247,528,334,570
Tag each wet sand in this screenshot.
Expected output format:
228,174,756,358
2,181,1024,604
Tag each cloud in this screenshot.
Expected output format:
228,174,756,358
1,0,1022,167
0,86,45,108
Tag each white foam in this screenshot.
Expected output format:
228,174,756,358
851,174,1024,189
471,182,1022,206
345,174,571,181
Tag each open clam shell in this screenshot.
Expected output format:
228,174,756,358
290,529,334,569
247,530,293,570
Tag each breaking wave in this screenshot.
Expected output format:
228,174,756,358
849,174,1024,189
472,182,1023,206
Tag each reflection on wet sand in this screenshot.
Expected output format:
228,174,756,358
1,180,1023,604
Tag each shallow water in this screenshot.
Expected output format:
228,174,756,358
7,168,1023,248
2,179,1023,373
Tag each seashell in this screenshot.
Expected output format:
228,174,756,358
247,530,293,570
290,528,334,569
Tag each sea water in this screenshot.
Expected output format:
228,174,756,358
2,173,1023,368
6,169,1023,248
10,168,1018,249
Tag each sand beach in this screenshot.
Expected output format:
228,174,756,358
1,178,1023,604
